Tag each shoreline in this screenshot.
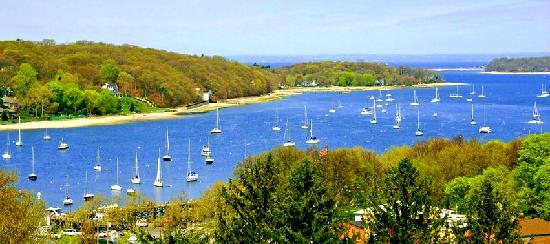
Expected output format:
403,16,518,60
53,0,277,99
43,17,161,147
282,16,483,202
431,68,484,71
481,71,550,75
0,82,463,131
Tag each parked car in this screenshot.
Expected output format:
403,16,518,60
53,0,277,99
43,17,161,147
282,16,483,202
62,229,83,236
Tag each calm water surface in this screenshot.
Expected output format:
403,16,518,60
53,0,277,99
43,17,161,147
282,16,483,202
2,70,549,209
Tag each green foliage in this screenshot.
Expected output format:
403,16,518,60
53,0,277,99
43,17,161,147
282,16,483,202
486,56,550,72
0,170,46,243
275,61,442,87
10,63,38,96
100,59,120,84
368,158,444,243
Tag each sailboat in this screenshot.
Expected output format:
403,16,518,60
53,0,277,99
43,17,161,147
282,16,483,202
43,128,51,140
272,108,281,131
415,109,424,136
410,90,420,106
385,93,395,102
93,147,102,171
110,158,122,191
205,151,214,164
210,108,222,134
329,104,336,113
131,151,141,184
186,140,199,182
361,107,373,115
479,106,492,133
478,86,486,98
83,170,95,201
470,104,477,125
153,149,163,187
431,87,440,103
163,129,172,161
15,117,23,147
370,99,377,124
301,105,309,129
306,120,319,144
449,85,462,98
393,104,401,129
528,102,544,124
201,136,211,156
470,84,476,95
283,119,295,147
537,84,549,98
338,100,344,108
2,132,11,160
28,146,37,181
63,175,73,206
376,91,383,102
58,138,69,150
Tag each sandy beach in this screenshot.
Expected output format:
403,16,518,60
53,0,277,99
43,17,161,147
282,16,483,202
481,71,550,75
0,82,463,131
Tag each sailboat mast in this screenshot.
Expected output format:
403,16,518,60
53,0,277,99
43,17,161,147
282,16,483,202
417,110,420,130
471,104,475,120
166,129,170,155
187,139,191,174
156,148,162,181
115,158,119,185
310,120,313,137
96,147,100,165
31,146,35,173
373,99,377,120
135,151,139,177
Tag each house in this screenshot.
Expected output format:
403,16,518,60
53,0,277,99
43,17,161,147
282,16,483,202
1,96,17,117
202,90,212,102
101,83,119,95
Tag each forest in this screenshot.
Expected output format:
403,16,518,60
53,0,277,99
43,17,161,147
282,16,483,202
0,40,441,120
274,61,442,87
485,56,550,72
3,133,548,243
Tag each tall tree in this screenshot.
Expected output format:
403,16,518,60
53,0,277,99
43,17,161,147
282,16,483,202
100,59,120,84
10,63,38,97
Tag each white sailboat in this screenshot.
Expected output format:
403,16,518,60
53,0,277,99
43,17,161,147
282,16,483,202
63,175,73,206
186,140,199,182
272,108,281,131
210,108,222,134
15,118,23,146
301,105,309,129
58,138,69,150
470,104,477,125
376,91,383,102
153,149,163,187
430,87,440,103
306,120,319,144
393,104,401,129
28,146,37,181
110,158,122,191
470,84,476,95
131,151,141,184
93,147,102,171
537,84,549,98
43,128,51,140
449,85,462,98
415,109,424,136
370,99,378,124
201,136,212,156
83,170,95,201
2,132,11,160
385,93,395,102
329,103,336,113
205,152,214,164
283,119,295,147
410,90,420,106
479,107,492,133
338,100,344,108
528,102,544,124
163,129,172,161
478,86,486,98
361,107,373,115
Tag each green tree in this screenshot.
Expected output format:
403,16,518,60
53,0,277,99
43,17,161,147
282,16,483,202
62,85,84,114
0,170,46,243
277,160,338,242
10,63,38,97
368,158,444,243
100,59,120,84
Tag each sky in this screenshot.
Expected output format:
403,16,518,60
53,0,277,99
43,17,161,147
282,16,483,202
1,0,549,55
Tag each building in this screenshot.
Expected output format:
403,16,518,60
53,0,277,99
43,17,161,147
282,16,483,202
1,96,17,117
101,83,119,95
202,90,212,102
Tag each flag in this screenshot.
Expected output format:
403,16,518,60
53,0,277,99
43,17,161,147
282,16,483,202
319,146,329,157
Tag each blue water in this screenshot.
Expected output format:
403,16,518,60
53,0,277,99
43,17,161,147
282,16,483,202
2,70,549,210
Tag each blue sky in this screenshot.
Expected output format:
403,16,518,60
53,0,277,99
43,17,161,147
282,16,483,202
1,0,549,55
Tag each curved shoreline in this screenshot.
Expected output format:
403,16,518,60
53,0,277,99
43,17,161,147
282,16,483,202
481,71,550,75
0,83,463,131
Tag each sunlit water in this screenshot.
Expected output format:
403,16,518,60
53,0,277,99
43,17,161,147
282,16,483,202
2,70,548,210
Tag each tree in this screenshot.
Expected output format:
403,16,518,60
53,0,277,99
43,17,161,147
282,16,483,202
10,63,38,97
456,180,519,243
0,170,46,243
368,158,444,243
116,71,134,96
277,160,338,242
62,85,84,114
100,59,120,84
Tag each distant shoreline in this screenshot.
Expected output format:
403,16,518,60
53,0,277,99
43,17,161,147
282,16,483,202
0,83,462,131
481,71,550,75
431,68,484,71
